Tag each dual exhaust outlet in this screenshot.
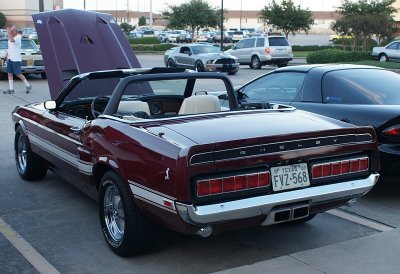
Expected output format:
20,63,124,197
264,203,310,225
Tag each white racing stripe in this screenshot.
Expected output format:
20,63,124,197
327,209,394,232
0,217,61,274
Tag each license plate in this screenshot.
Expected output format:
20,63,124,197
271,163,310,192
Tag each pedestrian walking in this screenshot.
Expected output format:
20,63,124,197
3,25,32,94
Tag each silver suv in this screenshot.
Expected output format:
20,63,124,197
225,36,293,69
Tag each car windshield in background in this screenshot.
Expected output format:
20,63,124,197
192,45,220,54
322,69,400,105
0,39,39,50
268,37,289,46
241,72,305,102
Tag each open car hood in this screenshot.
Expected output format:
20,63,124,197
33,9,141,99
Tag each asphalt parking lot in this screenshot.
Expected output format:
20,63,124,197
1,56,400,274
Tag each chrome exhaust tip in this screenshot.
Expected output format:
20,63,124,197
196,226,213,237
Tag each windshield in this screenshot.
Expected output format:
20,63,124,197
191,45,221,54
268,37,289,46
322,69,400,105
0,39,39,50
240,72,306,102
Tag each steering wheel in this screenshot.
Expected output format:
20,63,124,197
91,96,109,119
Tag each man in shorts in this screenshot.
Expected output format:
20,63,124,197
3,25,32,94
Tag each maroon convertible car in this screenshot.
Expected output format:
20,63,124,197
11,9,380,256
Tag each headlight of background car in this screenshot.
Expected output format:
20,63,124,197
206,60,215,64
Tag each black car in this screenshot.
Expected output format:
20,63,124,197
235,64,400,173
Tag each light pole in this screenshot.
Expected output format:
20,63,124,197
220,0,224,51
240,0,242,30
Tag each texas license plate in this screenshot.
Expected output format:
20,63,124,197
271,163,310,192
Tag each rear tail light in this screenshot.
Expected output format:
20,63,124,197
197,172,270,197
265,47,270,54
311,157,369,179
382,125,400,137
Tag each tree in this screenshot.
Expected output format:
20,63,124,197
0,12,6,29
119,22,134,34
259,0,314,39
331,0,397,50
162,0,220,41
138,16,147,26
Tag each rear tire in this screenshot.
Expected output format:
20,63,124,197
379,53,388,62
250,56,262,69
41,72,47,79
99,171,153,257
277,62,288,68
14,126,47,180
228,70,237,75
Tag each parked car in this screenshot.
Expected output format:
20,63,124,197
212,31,233,43
28,31,38,40
0,29,7,39
127,30,143,38
164,44,239,74
157,32,168,43
0,38,46,78
232,30,246,42
225,36,293,68
25,9,379,257
142,30,157,37
194,31,210,42
20,27,36,38
167,30,186,43
176,32,192,43
371,40,400,62
234,64,400,173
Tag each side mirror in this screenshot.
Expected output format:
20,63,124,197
218,93,228,100
44,100,56,110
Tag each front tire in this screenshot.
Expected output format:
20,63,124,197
14,126,47,180
166,58,175,68
195,60,204,72
99,171,153,257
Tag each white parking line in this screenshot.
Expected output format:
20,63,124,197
0,217,61,274
327,209,394,232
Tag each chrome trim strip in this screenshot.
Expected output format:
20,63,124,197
129,181,176,200
176,173,379,225
14,113,83,146
189,133,373,165
134,196,177,214
129,182,176,212
28,133,92,175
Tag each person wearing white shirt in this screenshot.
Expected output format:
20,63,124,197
3,25,32,94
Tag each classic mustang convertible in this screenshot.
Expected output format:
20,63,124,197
11,9,380,257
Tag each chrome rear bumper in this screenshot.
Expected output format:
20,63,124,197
176,173,379,225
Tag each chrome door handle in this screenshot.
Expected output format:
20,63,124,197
70,126,81,134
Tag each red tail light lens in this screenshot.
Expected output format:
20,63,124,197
311,157,369,180
197,172,270,197
382,125,400,137
265,47,270,54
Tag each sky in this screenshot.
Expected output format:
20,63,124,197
63,0,343,13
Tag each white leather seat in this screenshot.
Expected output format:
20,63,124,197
117,101,150,115
178,95,221,115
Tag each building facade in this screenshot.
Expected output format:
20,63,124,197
0,0,63,27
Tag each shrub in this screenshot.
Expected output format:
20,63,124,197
306,49,372,64
332,37,377,51
131,43,175,52
292,45,341,51
128,37,161,44
0,12,6,29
